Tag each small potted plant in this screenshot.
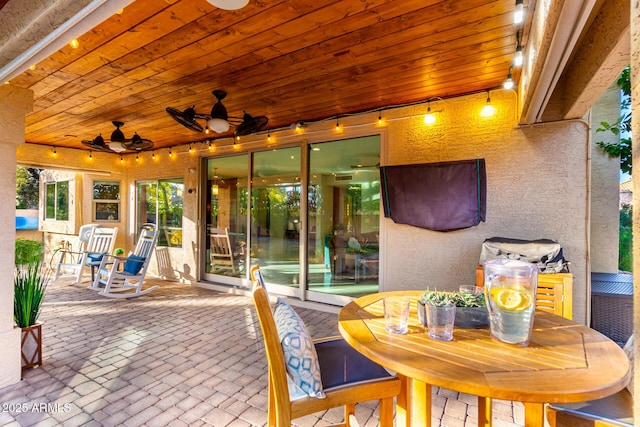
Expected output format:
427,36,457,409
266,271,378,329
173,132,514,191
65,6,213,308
418,287,489,329
14,261,49,372
14,240,48,373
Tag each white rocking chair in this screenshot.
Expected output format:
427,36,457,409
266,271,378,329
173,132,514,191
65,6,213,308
90,224,159,298
54,225,117,285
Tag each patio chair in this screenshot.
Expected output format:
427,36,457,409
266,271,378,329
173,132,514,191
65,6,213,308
90,224,159,298
251,283,400,427
210,227,240,274
53,225,117,285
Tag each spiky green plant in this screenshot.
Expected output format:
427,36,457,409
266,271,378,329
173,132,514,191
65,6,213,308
419,290,454,307
14,262,48,328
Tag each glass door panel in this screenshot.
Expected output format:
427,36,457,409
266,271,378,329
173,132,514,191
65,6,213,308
204,154,248,281
307,136,380,300
251,147,301,291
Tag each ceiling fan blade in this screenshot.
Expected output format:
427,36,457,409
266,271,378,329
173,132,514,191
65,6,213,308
122,134,154,151
166,107,204,133
81,135,111,152
235,113,269,136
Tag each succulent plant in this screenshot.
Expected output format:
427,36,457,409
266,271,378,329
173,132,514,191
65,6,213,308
420,288,486,308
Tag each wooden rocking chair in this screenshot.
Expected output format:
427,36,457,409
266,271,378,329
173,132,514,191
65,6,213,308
90,224,159,298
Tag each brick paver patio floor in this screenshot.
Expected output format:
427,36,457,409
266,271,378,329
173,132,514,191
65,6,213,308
0,278,524,426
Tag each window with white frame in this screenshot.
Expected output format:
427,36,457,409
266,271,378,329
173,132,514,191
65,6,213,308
93,181,120,222
136,178,183,247
45,181,69,220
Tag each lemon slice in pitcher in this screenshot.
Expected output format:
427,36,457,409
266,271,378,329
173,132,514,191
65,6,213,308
495,287,532,311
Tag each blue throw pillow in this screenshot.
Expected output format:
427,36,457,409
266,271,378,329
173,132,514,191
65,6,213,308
273,298,325,399
123,255,145,275
86,252,106,265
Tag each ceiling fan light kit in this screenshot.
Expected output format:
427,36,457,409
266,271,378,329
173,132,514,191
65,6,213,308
166,89,268,137
207,0,249,10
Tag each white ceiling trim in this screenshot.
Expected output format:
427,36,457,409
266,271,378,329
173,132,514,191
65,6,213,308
0,0,134,83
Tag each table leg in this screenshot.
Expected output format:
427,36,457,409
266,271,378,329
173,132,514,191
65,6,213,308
410,378,431,427
477,397,492,427
396,374,409,427
523,402,545,427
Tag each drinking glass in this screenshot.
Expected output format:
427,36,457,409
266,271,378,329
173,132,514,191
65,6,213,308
483,259,538,346
383,296,410,334
425,302,456,341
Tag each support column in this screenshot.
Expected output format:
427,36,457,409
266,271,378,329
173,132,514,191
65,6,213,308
0,84,33,387
631,0,640,414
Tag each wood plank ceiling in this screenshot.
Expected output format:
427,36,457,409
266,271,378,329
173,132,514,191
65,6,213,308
6,0,527,153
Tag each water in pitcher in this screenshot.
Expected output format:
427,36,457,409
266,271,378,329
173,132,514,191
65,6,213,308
483,259,538,346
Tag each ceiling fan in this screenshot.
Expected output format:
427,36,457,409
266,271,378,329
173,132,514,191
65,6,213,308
166,89,269,136
81,121,153,153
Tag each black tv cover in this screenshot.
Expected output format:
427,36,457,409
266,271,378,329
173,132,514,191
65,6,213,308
380,159,486,232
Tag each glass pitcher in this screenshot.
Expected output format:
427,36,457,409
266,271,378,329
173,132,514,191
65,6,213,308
483,259,538,346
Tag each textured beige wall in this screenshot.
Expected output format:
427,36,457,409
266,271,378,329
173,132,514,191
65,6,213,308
17,89,595,323
381,89,590,323
590,84,623,273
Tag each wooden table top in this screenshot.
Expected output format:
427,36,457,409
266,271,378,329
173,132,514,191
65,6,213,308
338,291,630,404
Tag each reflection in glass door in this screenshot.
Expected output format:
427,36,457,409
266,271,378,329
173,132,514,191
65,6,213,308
307,136,380,301
203,155,248,282
250,147,301,294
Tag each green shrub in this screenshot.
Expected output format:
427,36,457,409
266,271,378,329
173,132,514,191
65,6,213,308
15,239,43,266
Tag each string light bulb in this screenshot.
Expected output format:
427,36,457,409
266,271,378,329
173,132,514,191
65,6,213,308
205,125,210,134
168,147,173,157
189,143,193,153
135,153,139,162
514,43,523,67
503,67,514,90
152,150,156,160
480,90,496,117
267,131,271,142
52,147,57,157
424,101,436,125
69,39,79,49
378,111,383,125
120,154,124,163
335,117,340,130
514,0,524,24
89,151,92,160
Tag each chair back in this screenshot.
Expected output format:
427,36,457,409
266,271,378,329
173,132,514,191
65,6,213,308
210,228,235,270
86,227,118,255
250,264,265,287
78,224,100,247
132,224,159,269
252,285,292,424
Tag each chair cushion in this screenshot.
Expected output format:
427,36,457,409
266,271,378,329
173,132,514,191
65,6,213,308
315,337,394,391
123,255,145,275
85,252,106,265
273,298,325,399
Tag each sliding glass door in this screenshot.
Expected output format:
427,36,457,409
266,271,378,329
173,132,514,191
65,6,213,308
203,155,248,283
250,147,301,296
307,136,380,304
201,136,380,303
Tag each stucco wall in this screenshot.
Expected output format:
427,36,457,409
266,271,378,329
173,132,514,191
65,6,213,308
17,89,595,323
589,83,623,273
381,90,590,323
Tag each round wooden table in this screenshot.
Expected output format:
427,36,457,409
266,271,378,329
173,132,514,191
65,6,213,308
338,291,630,427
